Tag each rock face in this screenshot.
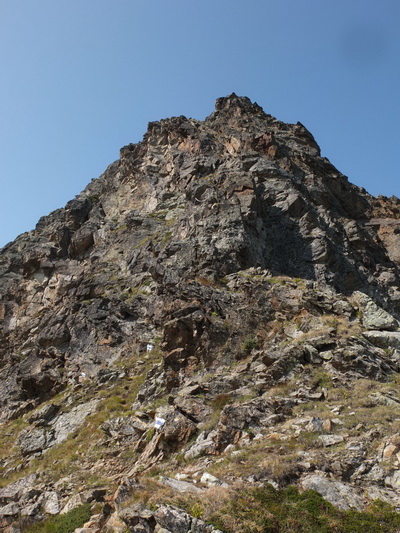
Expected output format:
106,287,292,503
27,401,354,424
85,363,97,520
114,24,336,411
1,94,400,530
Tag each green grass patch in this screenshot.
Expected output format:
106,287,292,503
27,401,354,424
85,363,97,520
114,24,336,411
207,485,400,533
25,503,91,533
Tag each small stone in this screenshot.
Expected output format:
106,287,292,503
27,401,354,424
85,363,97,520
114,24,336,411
119,504,156,531
184,430,215,460
363,331,400,350
322,419,332,432
0,474,37,504
319,435,344,447
174,473,188,481
18,427,50,455
21,502,41,516
0,502,21,517
354,292,398,331
306,417,323,432
105,512,127,532
42,491,60,515
383,444,399,458
60,493,85,514
267,432,285,440
160,476,203,494
28,403,60,425
200,472,227,487
385,470,400,488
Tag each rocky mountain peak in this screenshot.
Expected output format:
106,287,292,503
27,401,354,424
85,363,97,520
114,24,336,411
1,96,400,531
213,92,265,116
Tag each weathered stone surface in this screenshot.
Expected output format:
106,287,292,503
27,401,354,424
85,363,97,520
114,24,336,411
354,292,398,331
119,504,157,532
301,475,364,510
60,488,106,514
104,512,128,532
154,506,191,533
173,396,212,423
363,330,400,350
159,476,203,494
365,485,400,507
385,470,400,489
60,493,87,515
20,501,41,516
162,411,197,448
101,415,148,440
42,491,60,515
113,478,143,508
0,475,37,504
184,431,216,460
28,403,59,426
154,505,220,533
18,427,52,455
213,397,292,451
383,444,399,458
18,399,99,455
319,435,345,447
200,472,227,487
51,399,99,445
0,503,21,517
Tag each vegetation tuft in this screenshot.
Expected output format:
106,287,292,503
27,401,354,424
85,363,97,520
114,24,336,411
242,336,257,353
25,503,91,533
205,484,400,533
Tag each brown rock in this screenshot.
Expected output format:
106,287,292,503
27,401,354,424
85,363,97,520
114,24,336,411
383,444,399,458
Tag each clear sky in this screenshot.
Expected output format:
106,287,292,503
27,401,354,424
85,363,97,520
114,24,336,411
0,0,399,248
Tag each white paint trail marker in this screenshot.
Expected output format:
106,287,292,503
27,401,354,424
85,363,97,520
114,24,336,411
154,417,166,429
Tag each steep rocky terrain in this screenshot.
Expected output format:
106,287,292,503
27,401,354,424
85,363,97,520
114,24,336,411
1,94,400,532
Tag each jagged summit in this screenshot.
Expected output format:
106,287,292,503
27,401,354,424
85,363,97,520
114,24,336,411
213,92,265,114
1,96,400,531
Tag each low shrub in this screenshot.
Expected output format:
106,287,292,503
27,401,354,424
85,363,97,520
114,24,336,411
25,503,91,533
242,336,257,353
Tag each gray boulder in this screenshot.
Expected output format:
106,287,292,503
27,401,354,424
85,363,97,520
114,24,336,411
301,474,364,510
354,292,398,331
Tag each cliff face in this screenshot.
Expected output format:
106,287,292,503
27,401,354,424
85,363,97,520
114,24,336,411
1,95,400,531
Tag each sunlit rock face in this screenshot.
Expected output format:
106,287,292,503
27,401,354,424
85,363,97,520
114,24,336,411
0,95,400,530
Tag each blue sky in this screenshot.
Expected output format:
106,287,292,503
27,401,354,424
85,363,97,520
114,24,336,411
0,0,399,248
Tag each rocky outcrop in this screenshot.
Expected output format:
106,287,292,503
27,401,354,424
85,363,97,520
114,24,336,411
110,503,222,533
18,399,98,455
1,94,400,421
1,94,400,530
